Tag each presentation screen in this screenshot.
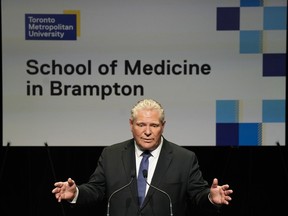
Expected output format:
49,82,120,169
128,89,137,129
2,0,287,146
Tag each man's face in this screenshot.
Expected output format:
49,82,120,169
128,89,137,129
130,109,165,151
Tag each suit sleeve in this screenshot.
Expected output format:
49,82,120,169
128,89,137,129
187,152,221,213
76,148,107,206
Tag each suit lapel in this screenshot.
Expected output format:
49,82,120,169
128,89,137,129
121,139,139,207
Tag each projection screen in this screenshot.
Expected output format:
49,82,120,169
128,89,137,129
2,0,287,146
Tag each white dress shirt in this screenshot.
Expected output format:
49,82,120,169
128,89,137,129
135,136,163,196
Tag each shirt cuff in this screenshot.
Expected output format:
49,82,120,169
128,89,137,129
69,187,79,203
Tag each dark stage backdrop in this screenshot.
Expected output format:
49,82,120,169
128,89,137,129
0,146,287,216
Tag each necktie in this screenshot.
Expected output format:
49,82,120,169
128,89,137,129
137,151,151,207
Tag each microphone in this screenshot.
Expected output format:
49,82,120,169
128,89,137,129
106,171,136,216
142,170,173,216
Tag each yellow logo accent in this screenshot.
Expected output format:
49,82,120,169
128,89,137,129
64,10,80,37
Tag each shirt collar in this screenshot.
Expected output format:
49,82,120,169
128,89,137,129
135,136,163,158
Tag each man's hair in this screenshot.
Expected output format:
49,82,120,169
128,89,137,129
130,99,165,122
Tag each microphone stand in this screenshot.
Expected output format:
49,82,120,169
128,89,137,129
143,170,173,216
0,142,10,185
276,142,288,190
106,175,135,216
45,142,66,216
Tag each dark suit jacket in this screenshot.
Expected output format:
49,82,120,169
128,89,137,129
77,137,219,216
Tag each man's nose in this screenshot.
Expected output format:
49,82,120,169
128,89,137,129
144,126,151,135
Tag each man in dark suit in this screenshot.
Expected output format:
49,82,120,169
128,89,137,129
52,98,233,216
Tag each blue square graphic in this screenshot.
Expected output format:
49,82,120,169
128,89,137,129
239,123,262,146
217,7,240,30
263,54,286,76
216,100,239,123
240,30,262,53
241,0,263,7
216,123,239,146
264,7,287,30
262,100,286,122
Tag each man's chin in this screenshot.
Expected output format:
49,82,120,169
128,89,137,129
138,141,159,150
